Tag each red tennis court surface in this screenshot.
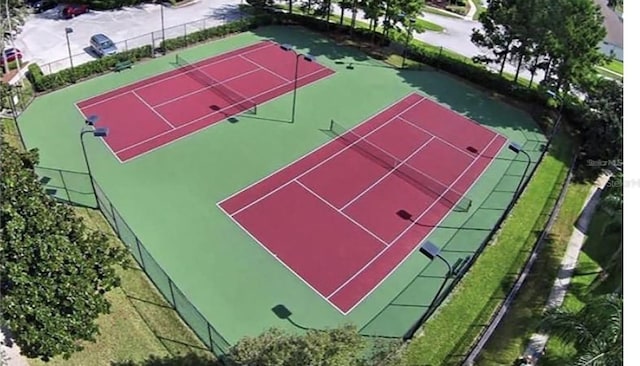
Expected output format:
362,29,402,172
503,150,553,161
218,93,507,314
76,41,334,162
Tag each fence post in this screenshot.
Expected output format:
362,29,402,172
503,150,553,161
151,32,156,57
109,201,120,237
135,238,146,269
207,325,215,353
168,279,177,309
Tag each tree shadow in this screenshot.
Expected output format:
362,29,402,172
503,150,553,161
207,4,247,23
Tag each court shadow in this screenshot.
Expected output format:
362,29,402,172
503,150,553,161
396,210,492,232
272,304,310,330
239,114,292,124
334,60,396,70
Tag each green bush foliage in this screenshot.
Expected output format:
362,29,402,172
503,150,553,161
0,142,128,360
31,46,152,92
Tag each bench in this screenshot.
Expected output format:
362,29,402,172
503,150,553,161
113,60,133,72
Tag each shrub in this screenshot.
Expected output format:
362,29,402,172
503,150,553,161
26,64,44,88
159,15,275,52
32,46,153,92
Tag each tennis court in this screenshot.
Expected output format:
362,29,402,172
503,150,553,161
17,26,546,348
219,93,507,313
76,40,334,162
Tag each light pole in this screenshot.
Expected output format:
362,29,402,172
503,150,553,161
508,142,532,198
160,3,166,55
420,240,453,307
279,44,316,123
398,13,416,69
545,90,564,152
65,27,75,82
80,115,108,206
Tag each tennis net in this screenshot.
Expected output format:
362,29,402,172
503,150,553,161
175,54,257,114
330,120,472,212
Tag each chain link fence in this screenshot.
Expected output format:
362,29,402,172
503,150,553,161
39,17,236,75
93,180,231,359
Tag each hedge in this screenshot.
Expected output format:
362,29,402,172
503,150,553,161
27,16,281,93
26,9,554,116
28,46,153,92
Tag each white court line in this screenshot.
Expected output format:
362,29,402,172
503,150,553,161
226,96,425,217
339,136,436,211
116,67,334,161
412,91,512,144
342,136,508,314
327,133,501,301
213,197,349,315
151,68,264,109
397,115,477,159
217,93,422,207
74,103,124,164
77,41,276,110
239,54,291,83
131,91,176,129
294,179,389,247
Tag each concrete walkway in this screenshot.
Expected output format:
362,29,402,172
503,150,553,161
522,173,612,364
0,326,29,366
465,0,478,21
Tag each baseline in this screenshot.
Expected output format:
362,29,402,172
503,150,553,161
115,67,330,156
77,41,274,110
327,133,501,301
223,95,426,217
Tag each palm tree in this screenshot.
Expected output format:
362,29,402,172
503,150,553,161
540,293,622,366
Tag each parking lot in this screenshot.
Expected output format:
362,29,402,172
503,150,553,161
14,0,243,74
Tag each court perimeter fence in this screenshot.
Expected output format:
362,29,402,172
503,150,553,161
3,92,231,358
92,179,232,359
39,14,243,75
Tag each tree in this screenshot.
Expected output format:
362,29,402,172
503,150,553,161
227,325,405,366
576,78,623,170
471,0,519,75
591,173,622,288
607,0,622,10
0,142,128,360
544,0,607,92
541,293,622,365
505,0,548,82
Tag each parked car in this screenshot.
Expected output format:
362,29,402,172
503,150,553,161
90,34,118,57
0,48,23,66
60,4,88,18
27,0,57,13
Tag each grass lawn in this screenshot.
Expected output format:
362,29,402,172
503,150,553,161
423,5,462,18
1,118,214,366
404,129,575,365
469,0,486,20
474,179,593,365
602,59,623,75
596,67,623,81
277,5,446,33
414,18,445,33
536,197,621,365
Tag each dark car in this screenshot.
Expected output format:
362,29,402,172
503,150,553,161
0,48,23,66
60,4,89,18
27,0,57,13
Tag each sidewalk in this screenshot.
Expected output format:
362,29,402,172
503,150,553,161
0,326,29,366
522,173,612,364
